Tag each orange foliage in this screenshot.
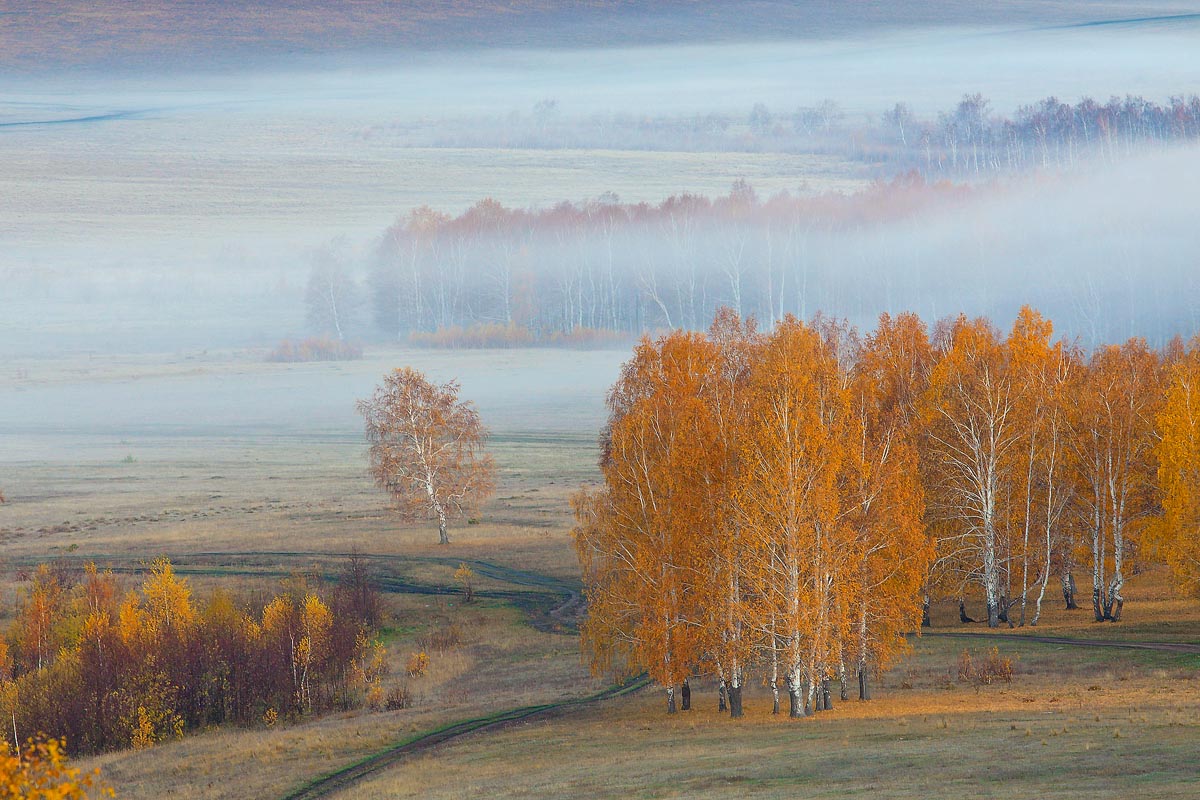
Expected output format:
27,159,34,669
267,337,363,362
358,367,496,544
2,559,386,755
0,737,114,799
575,310,930,716
577,304,1187,718
1154,337,1200,596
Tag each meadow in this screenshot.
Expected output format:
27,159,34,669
1,345,1198,798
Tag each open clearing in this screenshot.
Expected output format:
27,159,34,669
2,347,1198,799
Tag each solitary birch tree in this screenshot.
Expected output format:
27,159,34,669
358,368,496,545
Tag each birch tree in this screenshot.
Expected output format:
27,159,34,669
922,316,1022,628
1072,340,1163,621
305,244,361,341
1155,337,1200,596
739,316,853,716
1006,308,1079,626
573,332,715,712
847,321,932,698
358,368,496,545
697,309,759,717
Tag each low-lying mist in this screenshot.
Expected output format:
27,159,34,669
3,12,1199,356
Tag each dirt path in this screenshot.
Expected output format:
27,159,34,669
279,676,649,800
924,630,1200,655
16,550,584,634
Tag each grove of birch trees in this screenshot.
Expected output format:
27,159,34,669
575,307,1199,717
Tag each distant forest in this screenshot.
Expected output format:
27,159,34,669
381,94,1200,179
306,155,1198,348
306,176,974,345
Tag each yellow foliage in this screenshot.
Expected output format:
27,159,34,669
453,563,474,602
0,737,115,798
406,651,429,678
131,706,155,750
117,592,148,646
1156,341,1200,596
0,640,11,683
142,558,196,636
261,595,295,639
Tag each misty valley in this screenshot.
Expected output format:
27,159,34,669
2,2,1200,799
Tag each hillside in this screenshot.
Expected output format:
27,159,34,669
4,1,1199,73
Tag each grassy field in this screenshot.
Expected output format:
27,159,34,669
2,347,1199,798
339,633,1200,800
0,123,868,253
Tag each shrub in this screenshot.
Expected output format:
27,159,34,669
956,647,1014,688
0,736,114,798
409,323,533,349
406,651,429,678
267,337,363,362
2,559,388,755
385,685,412,710
418,623,461,654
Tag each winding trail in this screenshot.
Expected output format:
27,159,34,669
18,549,584,633
923,630,1200,655
279,675,650,800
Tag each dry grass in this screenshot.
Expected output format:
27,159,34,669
0,118,867,253
928,569,1200,645
338,633,1200,800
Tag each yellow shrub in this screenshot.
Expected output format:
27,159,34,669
406,651,430,678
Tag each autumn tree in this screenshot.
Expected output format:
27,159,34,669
922,315,1022,628
1156,337,1200,595
358,367,496,545
1006,308,1080,626
1071,339,1163,621
574,331,719,713
305,242,362,341
846,317,932,699
857,312,936,626
0,737,114,799
696,309,759,717
738,316,855,716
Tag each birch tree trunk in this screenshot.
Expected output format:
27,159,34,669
728,667,744,719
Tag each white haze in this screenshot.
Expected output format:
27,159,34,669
2,16,1200,357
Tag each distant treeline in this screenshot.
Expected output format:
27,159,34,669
370,94,1200,178
308,176,972,344
306,172,1198,348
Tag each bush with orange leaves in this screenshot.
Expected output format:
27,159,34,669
0,736,114,798
956,647,1015,689
1,557,388,756
405,651,430,678
266,336,363,362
